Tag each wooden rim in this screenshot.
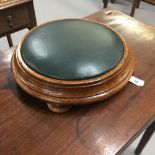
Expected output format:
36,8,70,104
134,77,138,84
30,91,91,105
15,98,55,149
11,48,134,105
16,18,129,86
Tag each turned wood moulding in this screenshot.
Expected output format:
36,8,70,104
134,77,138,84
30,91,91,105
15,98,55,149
11,19,134,113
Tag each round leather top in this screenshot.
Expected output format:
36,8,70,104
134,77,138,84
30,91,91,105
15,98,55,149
21,19,124,80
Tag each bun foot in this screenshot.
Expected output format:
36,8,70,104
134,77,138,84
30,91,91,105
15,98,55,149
47,102,71,113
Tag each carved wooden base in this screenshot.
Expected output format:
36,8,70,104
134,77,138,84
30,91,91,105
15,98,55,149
47,102,71,113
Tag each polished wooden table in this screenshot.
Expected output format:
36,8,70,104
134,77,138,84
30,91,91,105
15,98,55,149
0,8,155,155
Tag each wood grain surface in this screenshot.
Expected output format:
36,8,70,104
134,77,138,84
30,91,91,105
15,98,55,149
0,8,155,155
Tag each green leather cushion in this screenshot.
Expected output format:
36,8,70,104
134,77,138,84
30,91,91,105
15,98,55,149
21,19,124,80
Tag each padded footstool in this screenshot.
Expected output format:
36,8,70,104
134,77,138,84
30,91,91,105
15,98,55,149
11,19,134,113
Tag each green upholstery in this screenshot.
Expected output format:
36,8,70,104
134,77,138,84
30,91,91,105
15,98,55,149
21,19,124,80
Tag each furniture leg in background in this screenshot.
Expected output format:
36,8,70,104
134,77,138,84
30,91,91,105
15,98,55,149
6,34,13,47
108,0,141,16
136,0,141,8
103,0,108,8
135,120,155,155
130,0,141,16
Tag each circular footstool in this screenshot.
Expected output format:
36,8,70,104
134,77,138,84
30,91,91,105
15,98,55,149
11,19,134,113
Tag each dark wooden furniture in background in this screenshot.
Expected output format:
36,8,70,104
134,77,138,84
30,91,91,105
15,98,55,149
0,8,155,155
0,0,37,47
103,0,141,16
135,120,155,154
144,0,155,5
103,0,108,8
